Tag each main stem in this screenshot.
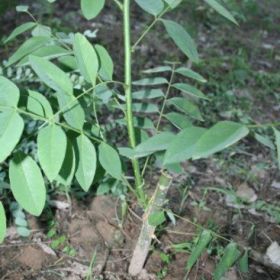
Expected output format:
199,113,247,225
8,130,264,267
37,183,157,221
123,0,145,204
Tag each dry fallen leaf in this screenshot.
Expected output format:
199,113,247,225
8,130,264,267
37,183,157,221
265,242,280,266
236,183,257,203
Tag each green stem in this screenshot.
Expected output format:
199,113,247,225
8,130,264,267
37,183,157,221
131,6,170,52
112,0,123,10
123,0,145,204
248,121,280,129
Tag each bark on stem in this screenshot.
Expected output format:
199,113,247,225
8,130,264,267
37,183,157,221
129,172,172,276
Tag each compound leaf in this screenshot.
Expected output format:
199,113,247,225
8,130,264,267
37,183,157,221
168,97,203,121
135,132,174,158
0,76,20,107
9,152,46,216
193,121,249,159
163,126,206,165
75,135,97,191
73,33,99,86
204,0,238,25
164,112,192,129
162,19,199,63
29,55,73,94
4,22,37,43
56,139,76,187
95,44,114,81
99,143,122,180
7,37,50,66
56,91,85,130
81,0,105,20
172,83,208,100
26,90,53,119
0,109,24,163
37,124,67,182
175,67,207,83
135,0,164,16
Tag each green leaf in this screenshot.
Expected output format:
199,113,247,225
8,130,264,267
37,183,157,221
214,243,240,280
163,126,206,165
186,230,212,271
204,0,238,25
239,249,249,273
95,84,113,103
16,5,29,12
81,0,105,20
95,44,114,81
26,90,54,119
175,67,207,83
168,97,203,121
164,112,192,129
31,24,51,37
29,55,73,94
37,124,67,182
135,132,174,158
58,55,77,70
148,211,166,226
73,33,99,86
56,139,76,186
7,37,50,66
17,227,30,237
4,22,37,43
98,143,122,180
0,76,20,107
255,133,275,150
18,46,70,66
193,121,249,159
142,66,172,74
164,0,182,9
130,103,158,113
135,0,164,16
273,128,280,169
133,77,168,86
161,19,199,63
172,83,208,100
9,152,46,216
56,91,85,130
75,135,97,191
0,202,6,243
0,109,24,163
132,89,164,100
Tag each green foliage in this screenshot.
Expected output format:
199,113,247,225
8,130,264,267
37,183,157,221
186,230,212,271
37,124,67,182
75,135,97,191
0,110,24,163
0,202,6,243
204,0,238,25
162,19,199,63
99,143,122,180
9,152,46,216
0,5,251,279
81,0,105,20
73,33,99,86
213,242,240,280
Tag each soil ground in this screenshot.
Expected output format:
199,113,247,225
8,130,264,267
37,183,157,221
0,0,280,279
